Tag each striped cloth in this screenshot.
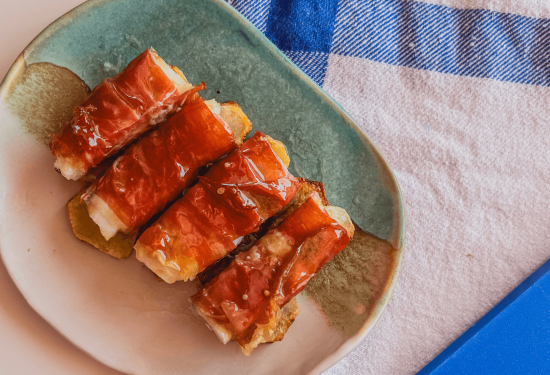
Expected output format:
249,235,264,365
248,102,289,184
228,0,550,87
226,1,550,374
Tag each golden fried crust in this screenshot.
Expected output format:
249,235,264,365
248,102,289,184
238,297,300,355
266,136,290,168
67,191,137,259
296,178,329,206
270,297,300,342
220,101,253,145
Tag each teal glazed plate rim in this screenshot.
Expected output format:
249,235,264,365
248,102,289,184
0,0,405,374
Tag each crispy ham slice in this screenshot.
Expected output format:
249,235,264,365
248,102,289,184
50,48,198,180
134,132,299,283
191,193,353,355
83,98,252,240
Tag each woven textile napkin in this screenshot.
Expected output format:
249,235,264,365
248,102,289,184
225,0,550,374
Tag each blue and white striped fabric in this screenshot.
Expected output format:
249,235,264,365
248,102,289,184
228,0,550,87
226,1,550,375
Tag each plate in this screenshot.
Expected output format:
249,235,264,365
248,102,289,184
0,0,404,374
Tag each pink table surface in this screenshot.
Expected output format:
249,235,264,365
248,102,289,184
0,1,122,373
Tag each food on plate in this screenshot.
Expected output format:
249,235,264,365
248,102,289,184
50,48,202,181
196,178,329,285
190,192,354,355
67,191,137,259
192,179,331,348
46,44,359,356
80,98,252,242
134,131,300,283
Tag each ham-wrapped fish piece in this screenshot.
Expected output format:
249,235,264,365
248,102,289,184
83,98,252,240
191,193,354,355
50,48,200,180
134,131,300,283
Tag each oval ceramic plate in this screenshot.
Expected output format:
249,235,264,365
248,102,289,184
0,0,404,374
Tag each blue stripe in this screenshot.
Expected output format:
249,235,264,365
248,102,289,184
332,0,550,86
228,0,272,33
264,0,339,85
282,51,330,86
265,0,339,53
227,0,335,85
228,0,550,87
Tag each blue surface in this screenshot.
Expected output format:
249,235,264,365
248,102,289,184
418,258,550,375
265,0,339,53
229,0,550,87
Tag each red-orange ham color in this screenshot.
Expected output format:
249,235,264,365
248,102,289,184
191,196,351,343
85,97,238,231
137,131,300,274
50,49,201,176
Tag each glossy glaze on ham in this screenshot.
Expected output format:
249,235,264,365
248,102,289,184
50,48,198,180
84,97,239,238
191,195,352,354
135,131,300,282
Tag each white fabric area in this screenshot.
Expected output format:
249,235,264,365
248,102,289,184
411,0,550,18
322,54,550,374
